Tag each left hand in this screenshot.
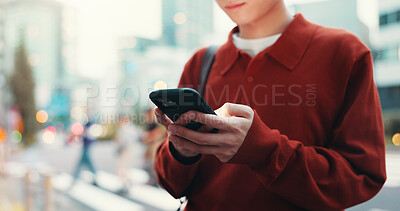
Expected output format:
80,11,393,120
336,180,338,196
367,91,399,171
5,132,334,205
168,103,254,163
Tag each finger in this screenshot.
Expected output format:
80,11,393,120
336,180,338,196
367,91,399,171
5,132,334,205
155,108,164,116
169,136,198,155
173,112,197,125
156,114,171,127
197,124,215,133
215,103,254,119
168,124,221,146
155,110,172,127
174,111,233,130
169,135,218,155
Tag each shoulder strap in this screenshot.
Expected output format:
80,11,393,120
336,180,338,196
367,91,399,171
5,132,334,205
198,46,218,97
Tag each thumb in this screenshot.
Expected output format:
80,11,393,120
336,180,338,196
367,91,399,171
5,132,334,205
215,103,253,119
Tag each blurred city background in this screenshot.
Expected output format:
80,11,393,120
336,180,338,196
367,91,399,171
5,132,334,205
0,0,399,210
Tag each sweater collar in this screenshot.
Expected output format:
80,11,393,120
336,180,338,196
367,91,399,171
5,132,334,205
213,13,317,75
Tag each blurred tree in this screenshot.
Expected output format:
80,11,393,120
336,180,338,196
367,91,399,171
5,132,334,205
10,42,37,145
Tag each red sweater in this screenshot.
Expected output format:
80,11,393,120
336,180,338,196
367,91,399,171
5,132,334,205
154,14,386,210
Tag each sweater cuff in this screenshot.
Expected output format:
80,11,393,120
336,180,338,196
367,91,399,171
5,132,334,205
168,141,202,165
228,110,279,167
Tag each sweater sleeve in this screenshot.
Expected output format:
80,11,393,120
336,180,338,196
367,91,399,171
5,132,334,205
228,51,386,210
154,48,207,198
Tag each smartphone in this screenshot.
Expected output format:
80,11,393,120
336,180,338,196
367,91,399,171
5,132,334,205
149,88,218,132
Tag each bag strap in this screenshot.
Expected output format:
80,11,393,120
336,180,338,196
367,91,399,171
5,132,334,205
198,46,218,97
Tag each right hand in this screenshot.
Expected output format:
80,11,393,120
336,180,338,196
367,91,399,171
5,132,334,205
154,108,200,158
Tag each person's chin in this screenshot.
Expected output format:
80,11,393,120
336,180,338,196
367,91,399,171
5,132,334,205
231,18,252,26
226,14,245,24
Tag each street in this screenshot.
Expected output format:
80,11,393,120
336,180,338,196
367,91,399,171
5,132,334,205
2,141,400,211
3,140,180,211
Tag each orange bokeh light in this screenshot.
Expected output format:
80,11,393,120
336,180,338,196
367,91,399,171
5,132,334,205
393,133,400,147
0,127,7,143
36,110,48,123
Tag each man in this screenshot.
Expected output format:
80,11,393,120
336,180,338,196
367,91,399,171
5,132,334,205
154,0,386,210
72,121,97,186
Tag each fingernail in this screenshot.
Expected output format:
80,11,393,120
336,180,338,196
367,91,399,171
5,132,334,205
188,112,196,119
155,109,161,116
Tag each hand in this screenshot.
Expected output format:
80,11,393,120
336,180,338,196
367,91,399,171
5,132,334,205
154,108,200,158
168,103,254,163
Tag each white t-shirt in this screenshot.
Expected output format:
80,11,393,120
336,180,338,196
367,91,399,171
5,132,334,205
232,32,281,57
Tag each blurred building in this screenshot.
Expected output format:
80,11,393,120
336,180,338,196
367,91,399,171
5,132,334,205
60,5,78,87
371,0,400,135
117,36,157,115
1,0,63,106
0,0,76,124
162,0,214,50
372,0,400,111
118,36,189,114
289,0,369,44
118,0,216,113
0,7,7,128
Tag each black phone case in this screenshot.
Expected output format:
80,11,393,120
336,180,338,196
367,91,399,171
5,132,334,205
149,88,217,132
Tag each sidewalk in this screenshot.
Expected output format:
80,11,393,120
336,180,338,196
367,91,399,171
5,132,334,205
0,175,24,211
5,141,179,210
0,172,89,211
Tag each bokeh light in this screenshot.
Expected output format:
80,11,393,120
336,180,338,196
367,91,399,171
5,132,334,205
71,123,84,136
0,127,7,143
393,133,400,147
36,110,49,123
173,12,186,25
45,126,57,135
88,124,103,138
154,80,168,90
42,131,55,144
11,130,22,143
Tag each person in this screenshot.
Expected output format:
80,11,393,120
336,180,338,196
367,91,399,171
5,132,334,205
153,0,386,210
72,121,98,186
141,108,165,186
115,115,142,194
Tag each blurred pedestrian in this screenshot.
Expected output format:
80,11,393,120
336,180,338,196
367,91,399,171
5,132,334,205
141,108,165,186
71,121,98,186
115,115,142,194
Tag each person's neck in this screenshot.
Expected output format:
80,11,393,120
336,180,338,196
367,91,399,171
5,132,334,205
238,2,293,39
